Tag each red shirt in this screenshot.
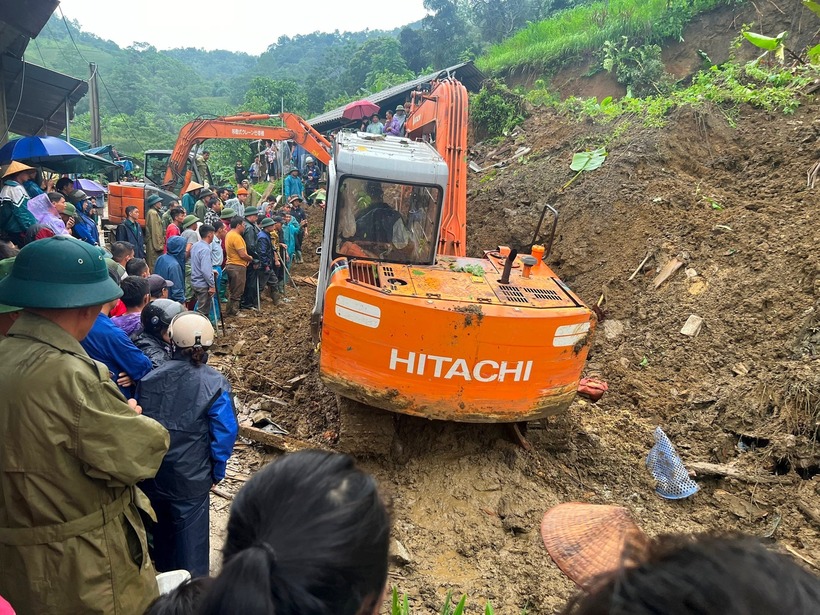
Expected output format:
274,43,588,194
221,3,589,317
110,299,127,317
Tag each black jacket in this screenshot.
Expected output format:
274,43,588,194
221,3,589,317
131,331,171,369
115,220,146,259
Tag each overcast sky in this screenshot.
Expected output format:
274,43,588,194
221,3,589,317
58,0,429,55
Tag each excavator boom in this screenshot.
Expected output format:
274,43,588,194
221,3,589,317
162,112,331,192
107,112,331,225
405,80,469,257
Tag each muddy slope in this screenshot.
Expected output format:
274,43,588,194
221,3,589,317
210,94,820,613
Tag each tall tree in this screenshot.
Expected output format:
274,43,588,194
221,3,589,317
399,27,428,73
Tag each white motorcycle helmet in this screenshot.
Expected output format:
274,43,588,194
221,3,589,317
168,312,214,349
305,157,314,163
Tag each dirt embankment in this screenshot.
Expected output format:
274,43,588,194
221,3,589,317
210,91,820,613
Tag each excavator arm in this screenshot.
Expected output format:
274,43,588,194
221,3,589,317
405,79,469,257
162,112,331,191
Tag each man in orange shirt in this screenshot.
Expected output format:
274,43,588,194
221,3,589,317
224,216,253,315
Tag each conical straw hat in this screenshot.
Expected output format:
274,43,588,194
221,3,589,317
2,161,35,178
184,180,204,193
540,503,649,590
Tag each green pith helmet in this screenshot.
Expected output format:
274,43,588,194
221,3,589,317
243,206,259,217
0,258,21,314
0,236,123,309
145,194,163,207
220,208,235,220
62,203,78,218
259,217,274,228
182,214,198,229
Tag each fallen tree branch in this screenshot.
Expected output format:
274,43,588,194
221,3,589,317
783,544,820,571
628,252,652,281
688,461,785,484
797,499,820,529
239,422,330,453
211,486,234,500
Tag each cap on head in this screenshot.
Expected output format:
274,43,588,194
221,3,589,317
272,215,284,224
287,195,301,204
182,215,198,230
243,206,259,217
395,104,405,111
147,274,173,295
62,203,78,218
236,188,249,195
219,208,235,220
0,236,123,308
169,311,214,348
145,194,163,207
259,217,275,228
305,157,314,163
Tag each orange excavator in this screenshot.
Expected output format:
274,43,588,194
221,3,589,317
311,77,595,451
107,113,330,224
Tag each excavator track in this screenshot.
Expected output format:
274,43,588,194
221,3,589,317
336,395,397,458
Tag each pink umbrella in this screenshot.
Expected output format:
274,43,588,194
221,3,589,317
342,99,380,121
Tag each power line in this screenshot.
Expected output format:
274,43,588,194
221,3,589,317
96,71,146,152
56,6,146,152
33,39,47,68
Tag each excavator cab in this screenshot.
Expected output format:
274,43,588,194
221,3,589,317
333,177,442,264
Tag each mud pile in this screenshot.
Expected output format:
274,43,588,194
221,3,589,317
210,92,819,612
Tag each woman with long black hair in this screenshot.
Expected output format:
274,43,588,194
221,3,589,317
200,450,391,615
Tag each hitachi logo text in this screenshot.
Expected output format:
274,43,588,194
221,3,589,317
389,349,533,382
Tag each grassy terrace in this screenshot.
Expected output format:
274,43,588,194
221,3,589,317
476,0,737,76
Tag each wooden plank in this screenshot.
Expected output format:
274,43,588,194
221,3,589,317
239,423,329,453
688,461,785,484
653,257,684,288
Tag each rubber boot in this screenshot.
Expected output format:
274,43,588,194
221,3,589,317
226,300,238,316
268,286,280,305
295,250,303,264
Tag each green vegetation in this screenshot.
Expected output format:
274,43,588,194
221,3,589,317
477,0,735,75
470,81,527,138
390,588,524,615
527,62,817,128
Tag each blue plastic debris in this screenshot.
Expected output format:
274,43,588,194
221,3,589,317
646,426,699,500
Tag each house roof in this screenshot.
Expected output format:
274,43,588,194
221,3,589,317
3,56,88,137
307,61,485,133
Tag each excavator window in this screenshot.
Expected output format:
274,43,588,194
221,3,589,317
334,176,441,265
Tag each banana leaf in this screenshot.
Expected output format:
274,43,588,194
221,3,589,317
570,147,607,172
803,0,820,18
809,43,820,64
742,31,786,51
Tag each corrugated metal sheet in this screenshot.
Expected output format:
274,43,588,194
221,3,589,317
0,0,59,59
308,61,485,132
3,57,88,137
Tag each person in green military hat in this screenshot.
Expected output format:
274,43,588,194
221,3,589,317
240,205,261,309
59,201,79,239
0,235,170,614
144,193,165,269
219,207,235,221
0,257,21,335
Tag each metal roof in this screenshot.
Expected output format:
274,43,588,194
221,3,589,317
308,61,485,132
0,0,59,59
3,56,88,137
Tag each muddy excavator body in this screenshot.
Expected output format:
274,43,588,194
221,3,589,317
312,86,595,425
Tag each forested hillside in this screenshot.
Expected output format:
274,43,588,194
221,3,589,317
29,0,818,177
